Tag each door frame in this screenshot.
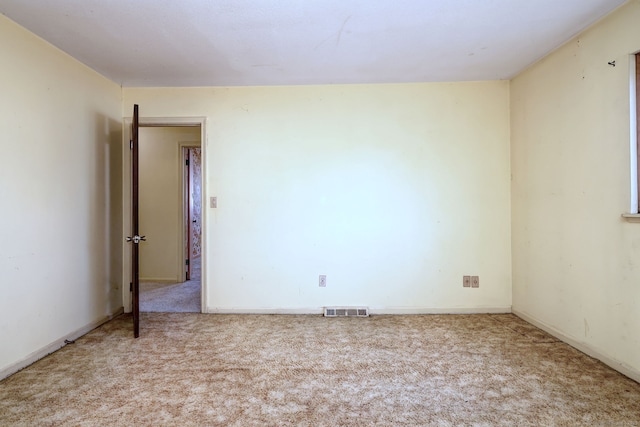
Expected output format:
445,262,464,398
122,116,207,314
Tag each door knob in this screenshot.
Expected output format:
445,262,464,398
126,235,146,244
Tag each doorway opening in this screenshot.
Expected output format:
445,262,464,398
122,116,207,319
136,126,201,312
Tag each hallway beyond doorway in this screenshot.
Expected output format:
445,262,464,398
140,257,201,312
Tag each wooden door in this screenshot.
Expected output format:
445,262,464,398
128,104,143,338
185,148,192,281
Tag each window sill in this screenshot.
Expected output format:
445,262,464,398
622,213,640,222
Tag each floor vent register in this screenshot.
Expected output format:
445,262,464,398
324,307,369,317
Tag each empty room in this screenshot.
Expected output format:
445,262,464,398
1,0,640,425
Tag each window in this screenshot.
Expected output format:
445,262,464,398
636,53,640,212
629,53,640,214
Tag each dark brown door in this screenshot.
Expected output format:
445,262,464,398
185,148,192,281
129,104,141,338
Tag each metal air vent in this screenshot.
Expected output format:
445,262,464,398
324,307,369,317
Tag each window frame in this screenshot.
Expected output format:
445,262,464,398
629,53,640,214
636,53,640,212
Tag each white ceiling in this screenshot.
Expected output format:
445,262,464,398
0,0,627,87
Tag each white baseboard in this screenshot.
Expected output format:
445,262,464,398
205,306,512,315
369,306,512,315
140,277,180,284
206,307,323,315
513,309,640,384
0,308,124,381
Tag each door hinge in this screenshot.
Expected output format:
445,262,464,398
186,159,190,166
130,282,133,292
129,140,133,150
186,259,190,266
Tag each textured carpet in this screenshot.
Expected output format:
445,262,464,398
1,313,639,426
140,258,200,312
140,281,200,312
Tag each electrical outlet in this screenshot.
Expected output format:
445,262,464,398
319,275,326,287
471,276,479,288
463,276,471,288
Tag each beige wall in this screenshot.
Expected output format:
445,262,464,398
511,0,640,378
0,15,123,374
124,82,512,313
139,127,200,282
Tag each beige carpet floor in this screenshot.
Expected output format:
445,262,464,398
1,313,639,426
140,257,201,313
140,281,201,312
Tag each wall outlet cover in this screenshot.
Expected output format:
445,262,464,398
471,276,479,288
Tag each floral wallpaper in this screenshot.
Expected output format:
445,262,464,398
190,147,202,258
